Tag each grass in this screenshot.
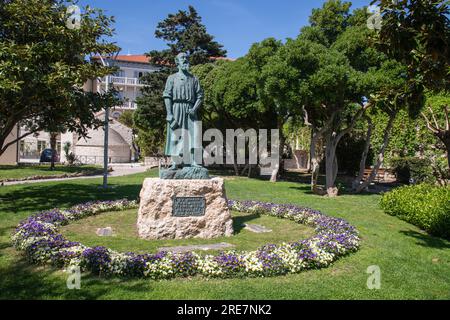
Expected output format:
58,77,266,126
61,209,315,254
0,169,449,300
0,164,102,181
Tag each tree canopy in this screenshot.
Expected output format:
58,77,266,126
147,5,227,66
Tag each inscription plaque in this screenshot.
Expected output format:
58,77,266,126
172,196,206,217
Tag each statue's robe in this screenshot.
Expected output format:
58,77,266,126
163,72,203,158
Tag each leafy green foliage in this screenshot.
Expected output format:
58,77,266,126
381,184,450,239
117,110,134,129
133,70,168,157
374,0,450,95
309,0,352,44
370,93,450,171
391,157,435,184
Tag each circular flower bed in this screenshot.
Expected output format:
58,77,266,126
12,199,360,279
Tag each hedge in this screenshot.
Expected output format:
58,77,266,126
380,184,450,239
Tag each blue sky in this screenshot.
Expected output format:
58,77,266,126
78,0,371,58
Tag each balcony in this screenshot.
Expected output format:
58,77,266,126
115,101,138,109
104,76,145,87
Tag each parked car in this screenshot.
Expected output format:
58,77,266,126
39,148,59,163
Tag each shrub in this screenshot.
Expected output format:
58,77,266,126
63,141,76,165
390,157,435,184
380,184,450,239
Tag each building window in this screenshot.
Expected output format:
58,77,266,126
114,70,125,77
19,141,25,154
134,71,145,79
37,140,47,154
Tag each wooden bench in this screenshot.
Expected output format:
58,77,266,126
362,168,387,182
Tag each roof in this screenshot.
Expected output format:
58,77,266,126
114,55,150,64
92,54,150,64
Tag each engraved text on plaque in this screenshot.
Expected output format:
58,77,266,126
172,196,206,217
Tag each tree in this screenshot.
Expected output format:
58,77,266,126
374,0,450,94
260,37,327,187
309,0,352,44
148,5,227,66
133,71,168,157
118,110,134,128
302,1,416,196
135,5,227,157
351,0,450,191
0,0,119,157
350,57,409,192
245,38,286,181
192,58,269,176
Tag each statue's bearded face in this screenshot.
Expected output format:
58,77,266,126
176,54,189,71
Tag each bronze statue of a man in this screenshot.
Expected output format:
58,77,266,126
163,53,204,169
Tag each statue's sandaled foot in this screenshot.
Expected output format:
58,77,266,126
169,163,177,170
191,163,202,168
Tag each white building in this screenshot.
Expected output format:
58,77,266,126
62,54,159,164
89,54,159,118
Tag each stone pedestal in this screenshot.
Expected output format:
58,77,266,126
137,178,234,240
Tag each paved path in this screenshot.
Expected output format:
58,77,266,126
1,165,151,186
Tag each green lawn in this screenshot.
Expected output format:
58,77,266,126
0,169,449,299
0,164,102,181
61,209,315,254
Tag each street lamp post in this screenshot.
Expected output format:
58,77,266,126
98,51,120,189
103,76,110,189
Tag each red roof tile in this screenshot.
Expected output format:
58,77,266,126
92,55,150,64
115,55,150,63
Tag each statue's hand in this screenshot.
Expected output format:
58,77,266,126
188,108,197,116
166,113,174,122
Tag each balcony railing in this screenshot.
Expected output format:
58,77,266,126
115,101,137,109
106,76,145,86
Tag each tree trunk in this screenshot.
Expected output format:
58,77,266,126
446,144,450,171
323,105,368,196
352,117,373,191
325,134,339,197
309,130,320,190
306,127,313,172
355,114,396,193
50,133,57,171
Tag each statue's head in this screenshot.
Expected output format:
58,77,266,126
175,53,189,72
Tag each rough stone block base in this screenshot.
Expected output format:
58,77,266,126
137,178,234,239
